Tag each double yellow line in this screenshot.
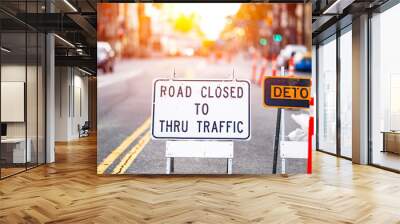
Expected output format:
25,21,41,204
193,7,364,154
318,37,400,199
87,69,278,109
97,118,151,174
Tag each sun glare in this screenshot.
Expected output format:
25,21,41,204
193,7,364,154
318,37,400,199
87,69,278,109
171,4,241,40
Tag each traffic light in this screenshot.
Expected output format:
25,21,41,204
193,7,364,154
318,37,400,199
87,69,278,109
273,34,282,42
259,38,268,46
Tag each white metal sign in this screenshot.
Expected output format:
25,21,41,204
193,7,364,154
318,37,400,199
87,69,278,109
166,141,233,158
152,79,251,140
165,141,234,174
280,141,308,159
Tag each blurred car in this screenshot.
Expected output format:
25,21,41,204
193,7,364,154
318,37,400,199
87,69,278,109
97,42,115,73
295,54,311,73
277,45,307,68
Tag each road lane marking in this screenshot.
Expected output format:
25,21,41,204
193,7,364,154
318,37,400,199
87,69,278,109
97,118,151,174
112,131,151,174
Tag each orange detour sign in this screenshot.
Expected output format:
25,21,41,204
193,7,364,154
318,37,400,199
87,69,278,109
263,76,311,109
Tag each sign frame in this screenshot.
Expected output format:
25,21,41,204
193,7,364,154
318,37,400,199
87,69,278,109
151,78,251,140
280,141,308,159
165,141,234,174
262,76,311,109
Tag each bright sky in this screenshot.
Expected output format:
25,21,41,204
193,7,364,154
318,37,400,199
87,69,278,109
171,3,241,40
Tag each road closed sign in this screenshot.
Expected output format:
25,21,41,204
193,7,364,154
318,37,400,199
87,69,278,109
263,76,311,109
152,79,251,140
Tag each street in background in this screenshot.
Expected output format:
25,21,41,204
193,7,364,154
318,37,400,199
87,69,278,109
97,3,312,174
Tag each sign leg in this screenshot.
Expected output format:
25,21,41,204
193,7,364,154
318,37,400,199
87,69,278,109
281,158,286,174
272,108,282,174
171,157,174,173
227,158,233,174
166,157,171,174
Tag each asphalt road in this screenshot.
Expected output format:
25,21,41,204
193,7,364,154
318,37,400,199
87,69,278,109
98,56,310,174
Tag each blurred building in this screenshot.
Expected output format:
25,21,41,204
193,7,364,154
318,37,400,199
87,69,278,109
98,3,311,59
97,3,141,57
221,3,311,59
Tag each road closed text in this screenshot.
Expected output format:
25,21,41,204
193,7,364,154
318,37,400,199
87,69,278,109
152,80,250,140
159,85,244,99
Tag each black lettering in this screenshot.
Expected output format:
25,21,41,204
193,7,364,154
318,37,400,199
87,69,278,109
177,86,183,97
226,121,232,133
202,103,209,115
300,88,309,99
182,121,188,132
186,86,192,97
168,86,175,97
203,121,210,132
292,87,297,98
223,87,229,98
211,121,218,133
197,121,202,132
208,87,213,98
201,87,207,98
283,87,290,98
237,87,243,98
160,86,167,97
195,103,201,115
215,87,222,98
273,87,282,97
160,120,165,132
166,120,173,132
230,87,236,98
174,120,180,132
237,121,243,133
